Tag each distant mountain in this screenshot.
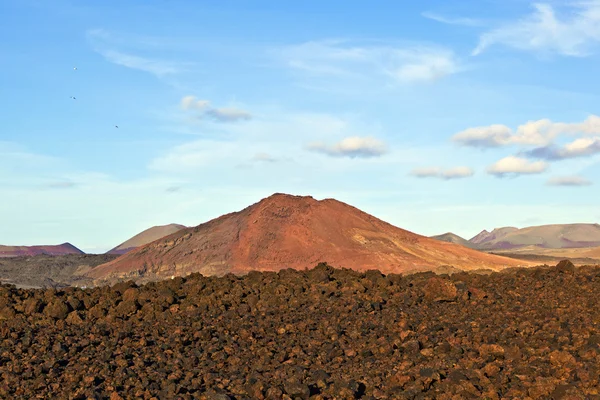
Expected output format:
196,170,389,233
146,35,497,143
107,224,187,255
470,223,600,250
469,227,519,246
430,232,476,248
89,193,529,282
0,243,84,258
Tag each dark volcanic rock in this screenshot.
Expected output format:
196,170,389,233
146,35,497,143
1,260,599,398
44,300,70,320
556,259,576,273
423,276,458,302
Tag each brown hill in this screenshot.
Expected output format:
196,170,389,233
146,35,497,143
107,224,187,255
469,227,518,245
89,194,532,282
470,223,600,250
430,232,476,249
0,243,84,258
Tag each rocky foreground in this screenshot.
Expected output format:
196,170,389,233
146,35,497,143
1,261,599,399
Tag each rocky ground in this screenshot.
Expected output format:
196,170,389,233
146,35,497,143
1,260,599,399
0,254,117,288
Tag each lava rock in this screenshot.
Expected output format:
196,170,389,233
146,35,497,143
423,277,458,302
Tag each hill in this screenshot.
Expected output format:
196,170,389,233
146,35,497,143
89,193,530,282
469,227,519,246
470,223,600,250
430,232,475,248
0,243,84,258
107,224,187,255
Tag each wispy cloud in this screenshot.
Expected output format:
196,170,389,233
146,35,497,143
487,155,548,177
473,2,600,56
452,115,600,148
278,40,462,85
546,175,592,186
422,11,483,27
307,136,388,158
410,166,474,180
525,136,600,160
97,49,183,76
180,95,252,123
87,29,191,77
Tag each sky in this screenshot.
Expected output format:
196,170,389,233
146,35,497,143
2,0,600,252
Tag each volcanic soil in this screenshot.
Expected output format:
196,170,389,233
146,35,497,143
2,260,599,399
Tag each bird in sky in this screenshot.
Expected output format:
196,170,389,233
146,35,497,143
73,67,77,70
70,96,76,100
115,125,119,128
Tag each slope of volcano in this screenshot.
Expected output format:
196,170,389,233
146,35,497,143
89,194,531,282
107,224,187,255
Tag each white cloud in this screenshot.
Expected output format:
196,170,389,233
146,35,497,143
452,124,513,148
441,166,475,179
307,136,388,158
278,40,461,84
179,95,252,123
410,166,474,179
422,12,483,27
546,175,592,186
181,96,210,111
487,155,548,177
473,2,600,56
526,136,600,160
452,115,600,148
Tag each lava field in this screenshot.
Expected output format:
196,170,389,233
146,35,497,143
1,260,599,399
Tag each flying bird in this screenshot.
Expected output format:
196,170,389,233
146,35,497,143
115,125,119,128
70,96,76,100
73,67,77,70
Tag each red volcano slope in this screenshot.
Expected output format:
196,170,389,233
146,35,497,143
89,194,531,281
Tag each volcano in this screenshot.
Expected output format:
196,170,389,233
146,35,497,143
89,194,531,281
0,243,84,258
107,224,187,255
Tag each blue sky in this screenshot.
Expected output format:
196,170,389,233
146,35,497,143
2,0,600,252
